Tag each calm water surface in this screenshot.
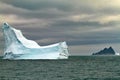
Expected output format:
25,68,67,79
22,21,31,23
0,56,120,80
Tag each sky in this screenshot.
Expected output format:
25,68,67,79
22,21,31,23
0,0,120,55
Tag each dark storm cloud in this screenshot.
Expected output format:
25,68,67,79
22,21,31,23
1,0,120,21
11,22,120,46
50,20,111,28
0,0,72,11
1,0,120,20
65,31,120,46
0,0,70,20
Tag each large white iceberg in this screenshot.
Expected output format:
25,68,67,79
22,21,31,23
2,23,69,59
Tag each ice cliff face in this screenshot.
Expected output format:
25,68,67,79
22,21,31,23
2,23,69,59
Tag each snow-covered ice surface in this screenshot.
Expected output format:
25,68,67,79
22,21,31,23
2,23,69,59
115,53,120,55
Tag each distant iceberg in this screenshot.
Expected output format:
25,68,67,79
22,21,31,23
2,23,69,59
92,46,119,56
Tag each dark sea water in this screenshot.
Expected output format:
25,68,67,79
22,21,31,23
0,56,120,80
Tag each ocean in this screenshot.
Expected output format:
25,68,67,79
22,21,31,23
0,56,120,80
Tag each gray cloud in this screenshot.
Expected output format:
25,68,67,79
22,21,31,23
1,0,120,20
50,20,107,28
0,0,120,55
0,0,73,11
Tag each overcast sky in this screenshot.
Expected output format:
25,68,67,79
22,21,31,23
0,0,120,55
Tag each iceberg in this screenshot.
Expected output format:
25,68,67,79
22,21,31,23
2,23,69,59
